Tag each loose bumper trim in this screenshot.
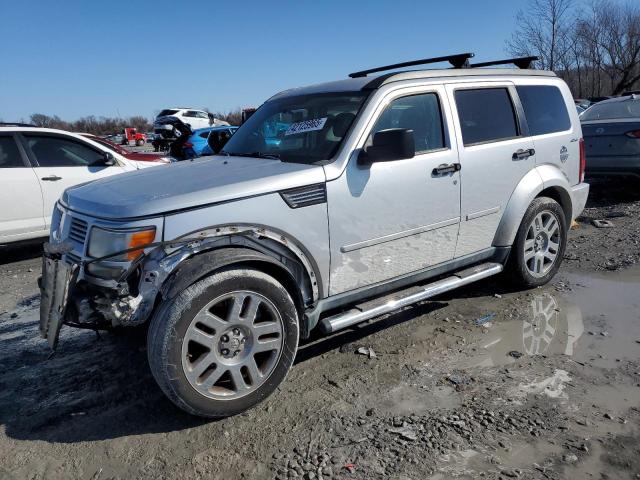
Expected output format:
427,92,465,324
39,243,79,349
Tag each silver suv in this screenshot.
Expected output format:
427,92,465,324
40,54,589,417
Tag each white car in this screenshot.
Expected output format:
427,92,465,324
0,125,163,245
155,108,229,131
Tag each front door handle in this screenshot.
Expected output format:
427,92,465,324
432,163,461,175
41,175,62,181
512,148,535,160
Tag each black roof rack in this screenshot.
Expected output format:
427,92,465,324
349,53,475,78
0,122,37,127
470,56,538,69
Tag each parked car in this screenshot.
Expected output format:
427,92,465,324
189,126,238,156
80,134,172,163
0,126,164,245
574,98,592,110
39,53,589,418
154,108,229,134
580,94,640,178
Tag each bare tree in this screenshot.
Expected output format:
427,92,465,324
596,1,640,94
507,0,640,98
507,0,576,70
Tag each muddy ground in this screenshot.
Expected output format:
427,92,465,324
0,178,639,480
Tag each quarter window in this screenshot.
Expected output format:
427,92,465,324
517,85,571,135
371,93,445,153
455,88,519,146
0,136,25,168
25,135,107,167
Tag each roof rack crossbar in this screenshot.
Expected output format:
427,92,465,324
470,56,539,69
349,53,475,78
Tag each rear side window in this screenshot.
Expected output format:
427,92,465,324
0,136,25,168
517,86,571,135
372,93,445,153
158,109,178,117
25,135,106,167
455,88,519,146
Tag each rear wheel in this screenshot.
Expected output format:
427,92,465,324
136,139,144,146
147,267,299,417
508,197,567,288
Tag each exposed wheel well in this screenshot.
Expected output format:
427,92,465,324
536,187,572,224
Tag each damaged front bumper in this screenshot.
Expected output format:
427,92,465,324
39,243,79,349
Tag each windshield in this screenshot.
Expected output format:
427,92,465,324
581,98,640,121
221,92,369,164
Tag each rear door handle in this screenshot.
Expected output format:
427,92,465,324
41,175,62,181
432,163,461,175
512,148,535,160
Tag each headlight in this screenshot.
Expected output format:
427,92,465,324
88,226,156,261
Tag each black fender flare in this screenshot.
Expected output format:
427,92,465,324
158,247,308,333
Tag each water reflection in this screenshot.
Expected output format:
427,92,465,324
471,293,584,368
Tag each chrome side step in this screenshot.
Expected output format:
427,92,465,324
319,262,503,334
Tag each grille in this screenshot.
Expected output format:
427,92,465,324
68,217,89,244
280,184,327,208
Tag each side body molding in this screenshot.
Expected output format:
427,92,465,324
493,164,573,247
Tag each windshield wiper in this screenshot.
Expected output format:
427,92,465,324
226,151,281,160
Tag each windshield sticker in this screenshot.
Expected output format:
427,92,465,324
285,117,327,136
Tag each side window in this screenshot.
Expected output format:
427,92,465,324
199,132,210,139
0,136,26,168
183,111,197,118
25,135,106,167
455,88,519,146
195,111,209,119
516,85,571,135
371,93,445,154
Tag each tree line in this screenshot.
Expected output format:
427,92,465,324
20,109,244,136
507,0,640,98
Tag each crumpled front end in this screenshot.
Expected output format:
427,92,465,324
39,202,165,348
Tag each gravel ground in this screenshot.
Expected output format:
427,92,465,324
0,177,639,480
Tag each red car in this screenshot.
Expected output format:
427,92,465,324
81,134,172,163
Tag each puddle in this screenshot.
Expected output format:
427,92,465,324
461,266,640,370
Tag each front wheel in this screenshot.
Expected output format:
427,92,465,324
147,267,299,417
507,197,567,288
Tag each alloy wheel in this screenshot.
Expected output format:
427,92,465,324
523,210,561,278
181,291,284,400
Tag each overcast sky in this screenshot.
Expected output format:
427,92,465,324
0,0,588,121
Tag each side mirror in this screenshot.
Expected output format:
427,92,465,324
103,152,116,166
359,128,415,164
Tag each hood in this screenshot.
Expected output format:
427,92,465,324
63,156,326,219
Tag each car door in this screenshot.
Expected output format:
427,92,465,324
445,82,536,257
0,133,45,241
327,86,461,295
19,133,127,229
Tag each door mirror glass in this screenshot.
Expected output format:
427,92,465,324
103,151,116,166
359,128,415,163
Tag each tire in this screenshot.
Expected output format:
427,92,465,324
507,197,567,288
136,139,144,147
147,267,299,418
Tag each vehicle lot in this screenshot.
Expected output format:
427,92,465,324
0,178,639,480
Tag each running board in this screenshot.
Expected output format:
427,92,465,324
319,262,503,334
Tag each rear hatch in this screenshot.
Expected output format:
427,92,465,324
581,120,640,157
